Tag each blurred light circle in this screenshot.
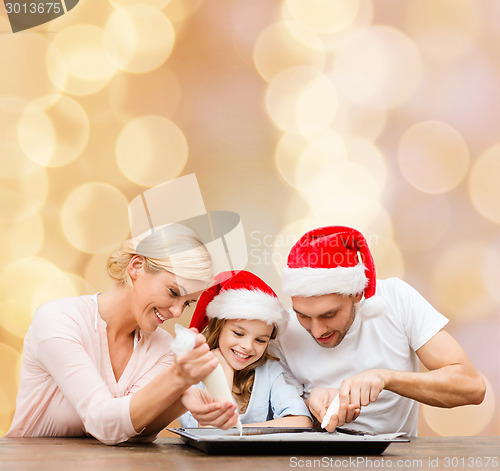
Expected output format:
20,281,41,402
0,97,41,180
231,0,283,67
423,374,495,436
0,257,62,338
110,0,172,8
316,0,374,53
284,0,359,35
116,116,188,187
0,33,61,100
334,26,422,108
265,67,337,135
84,253,116,293
398,121,470,194
297,159,381,200
360,205,394,242
432,242,496,321
369,236,405,279
0,168,48,223
347,138,388,190
296,74,339,135
308,193,387,238
109,67,181,123
31,273,94,313
468,144,500,224
333,73,387,141
0,213,44,265
276,133,314,189
406,0,480,63
253,21,325,83
393,192,451,251
162,0,205,22
18,95,89,168
61,182,130,254
104,5,175,74
301,161,383,236
276,130,347,191
47,24,117,96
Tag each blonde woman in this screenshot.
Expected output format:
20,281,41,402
6,224,238,444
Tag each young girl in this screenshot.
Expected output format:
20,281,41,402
179,270,312,428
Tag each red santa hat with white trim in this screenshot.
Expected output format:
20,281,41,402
282,226,376,299
190,270,288,333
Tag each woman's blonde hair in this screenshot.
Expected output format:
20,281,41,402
203,318,278,413
107,223,213,286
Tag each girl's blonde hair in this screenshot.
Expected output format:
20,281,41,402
107,223,213,286
203,318,278,413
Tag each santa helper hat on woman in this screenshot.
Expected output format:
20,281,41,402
281,226,385,315
189,270,288,332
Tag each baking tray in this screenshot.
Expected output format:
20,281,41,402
166,427,409,455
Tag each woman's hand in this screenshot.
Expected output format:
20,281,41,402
212,348,234,388
182,387,239,429
173,332,218,387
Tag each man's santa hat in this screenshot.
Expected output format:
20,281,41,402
190,270,288,332
282,226,376,299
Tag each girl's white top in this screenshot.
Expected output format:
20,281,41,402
171,324,243,434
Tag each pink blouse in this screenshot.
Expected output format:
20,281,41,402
5,294,174,445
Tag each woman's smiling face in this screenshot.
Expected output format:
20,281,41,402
129,256,206,333
218,319,274,371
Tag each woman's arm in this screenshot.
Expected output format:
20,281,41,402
36,331,219,444
129,336,219,433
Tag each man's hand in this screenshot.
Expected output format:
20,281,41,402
173,332,218,387
307,387,361,432
181,387,239,429
339,369,386,412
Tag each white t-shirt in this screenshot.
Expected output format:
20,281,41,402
270,278,449,437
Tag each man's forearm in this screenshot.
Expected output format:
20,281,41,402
383,365,485,408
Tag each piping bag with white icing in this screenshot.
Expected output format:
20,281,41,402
321,392,340,431
170,324,243,436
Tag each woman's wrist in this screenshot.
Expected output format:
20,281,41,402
169,364,194,392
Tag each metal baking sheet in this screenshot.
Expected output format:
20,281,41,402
167,427,409,455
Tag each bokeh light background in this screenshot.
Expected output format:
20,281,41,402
0,0,499,438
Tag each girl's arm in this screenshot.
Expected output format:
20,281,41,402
244,415,312,428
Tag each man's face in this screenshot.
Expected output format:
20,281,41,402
291,293,361,348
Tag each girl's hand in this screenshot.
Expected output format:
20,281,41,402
212,348,234,388
173,333,218,387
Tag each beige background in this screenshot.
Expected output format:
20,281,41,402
0,0,498,438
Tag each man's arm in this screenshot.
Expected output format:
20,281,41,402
383,329,485,407
312,329,485,432
341,329,485,412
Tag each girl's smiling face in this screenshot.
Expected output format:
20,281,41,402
218,319,274,370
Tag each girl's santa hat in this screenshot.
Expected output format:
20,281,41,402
190,270,288,332
282,226,376,299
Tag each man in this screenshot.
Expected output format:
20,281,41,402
271,225,485,436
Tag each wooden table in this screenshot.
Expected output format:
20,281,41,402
1,437,498,471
